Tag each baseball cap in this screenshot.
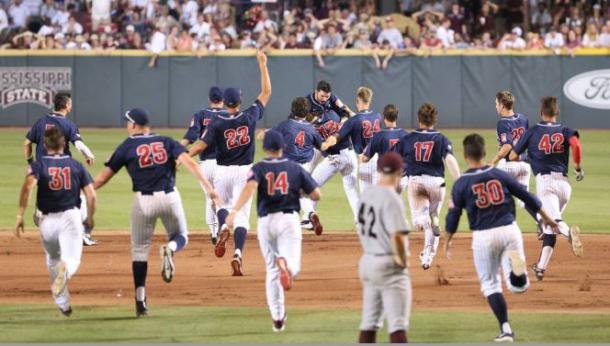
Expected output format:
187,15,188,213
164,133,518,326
209,86,223,103
263,130,285,151
126,24,135,32
124,108,150,126
377,152,403,174
223,87,242,107
511,27,522,37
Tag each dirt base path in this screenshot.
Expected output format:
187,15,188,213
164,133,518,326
1,232,608,313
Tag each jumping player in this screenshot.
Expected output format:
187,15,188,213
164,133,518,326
357,151,411,344
180,86,226,244
362,104,408,192
226,131,321,332
15,127,97,316
509,96,584,281
445,133,559,342
271,97,325,235
24,92,98,246
188,49,271,276
93,108,218,317
326,87,383,192
396,102,461,270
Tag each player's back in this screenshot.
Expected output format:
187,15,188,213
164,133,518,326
184,107,226,160
30,155,91,214
27,114,81,160
341,111,383,154
318,112,353,155
252,158,312,216
366,128,408,157
273,119,322,164
516,122,578,175
398,129,452,177
496,113,529,147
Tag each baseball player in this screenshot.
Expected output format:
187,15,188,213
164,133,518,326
270,97,325,235
226,131,321,332
24,92,98,246
325,87,383,192
93,108,217,317
357,151,411,344
15,127,97,316
395,102,461,270
188,50,271,276
509,96,584,281
361,104,408,192
180,86,226,245
445,133,559,342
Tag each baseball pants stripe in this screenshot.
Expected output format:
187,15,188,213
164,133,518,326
199,159,218,229
359,155,378,193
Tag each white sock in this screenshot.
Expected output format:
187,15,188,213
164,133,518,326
234,249,242,258
538,246,554,269
168,241,177,252
502,322,512,334
136,287,146,301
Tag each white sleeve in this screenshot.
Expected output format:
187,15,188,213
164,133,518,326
74,140,95,160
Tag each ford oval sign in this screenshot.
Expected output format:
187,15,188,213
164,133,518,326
563,69,610,110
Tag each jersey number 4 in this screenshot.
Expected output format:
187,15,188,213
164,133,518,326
538,133,564,154
265,171,289,195
48,167,71,191
136,142,168,168
471,180,505,208
224,126,251,149
358,204,377,238
414,141,435,162
362,120,381,139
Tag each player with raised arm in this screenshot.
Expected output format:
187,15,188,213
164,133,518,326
93,108,218,317
15,127,97,316
445,133,558,342
180,86,226,244
226,131,321,332
24,92,98,246
324,87,383,192
509,96,584,281
396,102,461,270
188,50,271,276
357,152,411,344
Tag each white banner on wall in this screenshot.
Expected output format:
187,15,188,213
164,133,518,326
563,69,610,110
0,67,72,109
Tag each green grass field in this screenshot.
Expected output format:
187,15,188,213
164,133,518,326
1,127,609,343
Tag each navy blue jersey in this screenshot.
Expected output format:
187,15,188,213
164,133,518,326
318,111,352,155
248,157,318,217
202,100,264,166
337,110,383,154
446,166,541,232
26,113,82,160
105,134,186,193
272,118,323,164
28,155,93,214
496,113,529,160
512,122,579,176
364,127,408,175
183,107,226,160
306,92,344,120
396,129,453,177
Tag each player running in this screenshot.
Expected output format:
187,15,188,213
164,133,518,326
445,133,559,342
395,102,461,270
509,96,584,281
15,127,97,316
180,86,226,244
24,92,98,246
357,152,411,344
271,97,325,235
93,108,218,317
226,131,321,332
188,49,271,276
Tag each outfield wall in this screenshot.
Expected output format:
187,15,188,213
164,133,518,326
1,50,609,129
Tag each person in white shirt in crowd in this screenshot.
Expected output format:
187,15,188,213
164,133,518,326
40,0,56,21
181,0,198,26
190,13,210,40
436,18,454,48
377,16,403,48
253,9,277,34
51,3,69,27
147,25,166,67
23,0,40,16
53,32,65,48
582,23,601,48
62,15,83,35
498,27,526,50
66,34,91,50
531,2,552,31
314,23,342,68
207,32,226,51
544,26,564,53
599,24,610,47
239,30,256,48
9,0,30,28
202,0,218,15
0,4,9,32
88,0,111,31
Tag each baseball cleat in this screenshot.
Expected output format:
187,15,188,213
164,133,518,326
508,250,526,276
214,228,230,258
277,257,292,291
309,212,323,236
300,219,314,231
59,306,72,317
82,233,99,246
494,332,514,343
569,225,584,257
231,254,243,276
160,245,175,283
52,261,68,297
531,263,545,281
272,314,287,332
135,299,148,317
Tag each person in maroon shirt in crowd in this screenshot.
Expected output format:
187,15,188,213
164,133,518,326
474,2,497,37
447,3,467,38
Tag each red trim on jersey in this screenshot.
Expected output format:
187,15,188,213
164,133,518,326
568,135,582,165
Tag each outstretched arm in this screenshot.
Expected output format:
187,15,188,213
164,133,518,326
15,175,37,238
82,184,97,230
491,144,512,165
93,167,116,190
444,153,461,180
256,50,272,106
75,140,95,166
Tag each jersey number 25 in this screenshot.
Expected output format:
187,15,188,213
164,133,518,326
137,142,168,168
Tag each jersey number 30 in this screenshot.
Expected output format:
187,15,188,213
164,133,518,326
471,180,505,208
136,142,168,168
265,171,289,195
48,167,71,190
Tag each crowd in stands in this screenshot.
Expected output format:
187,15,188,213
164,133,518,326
1,0,609,67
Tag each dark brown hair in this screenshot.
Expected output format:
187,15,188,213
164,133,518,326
383,104,399,122
44,127,65,152
496,90,514,110
291,97,310,119
54,92,71,111
540,96,559,117
463,133,486,161
417,102,438,127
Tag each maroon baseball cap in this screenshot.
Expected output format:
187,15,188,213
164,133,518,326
377,152,404,174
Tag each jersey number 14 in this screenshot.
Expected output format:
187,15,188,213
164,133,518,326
265,171,289,195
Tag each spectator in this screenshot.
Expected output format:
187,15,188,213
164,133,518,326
599,24,610,47
422,0,445,13
9,0,30,28
526,32,544,49
147,25,166,67
68,34,92,49
23,0,41,16
51,3,69,27
447,3,466,37
565,29,581,49
208,32,226,51
283,32,304,49
166,25,179,51
176,26,194,52
89,0,111,31
376,16,402,49
582,23,601,47
220,31,233,49
62,15,83,35
544,27,564,49
564,6,584,30
352,29,372,49
253,9,277,34
0,4,8,32
587,4,605,30
474,2,498,37
314,24,342,67
436,18,454,48
181,0,198,27
53,32,64,48
531,2,552,32
239,30,256,48
40,0,56,22
454,32,469,49
481,32,495,48
421,29,442,49
498,27,526,50
190,13,210,41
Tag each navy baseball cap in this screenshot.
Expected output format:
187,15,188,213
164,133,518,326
377,151,403,174
263,130,285,151
209,86,223,103
124,108,150,126
224,87,242,107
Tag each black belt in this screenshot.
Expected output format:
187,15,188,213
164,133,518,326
139,187,175,195
42,206,78,215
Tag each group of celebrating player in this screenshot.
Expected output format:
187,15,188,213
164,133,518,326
14,49,585,343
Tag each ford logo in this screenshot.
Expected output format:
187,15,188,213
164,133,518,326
563,69,610,110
